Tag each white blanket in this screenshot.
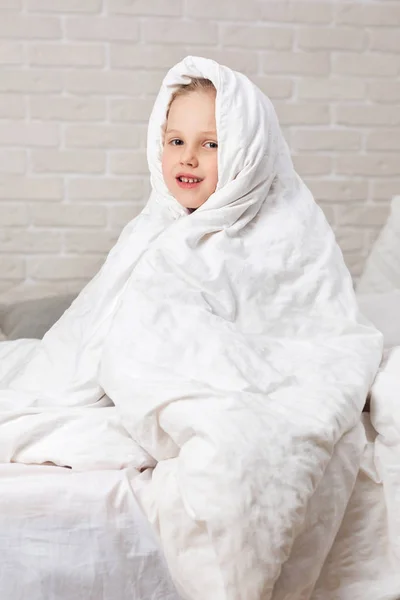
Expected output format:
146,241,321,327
0,56,395,599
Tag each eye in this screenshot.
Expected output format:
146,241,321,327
204,141,218,149
170,138,183,146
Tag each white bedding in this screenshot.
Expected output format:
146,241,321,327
0,463,180,600
313,350,400,599
357,196,400,294
0,56,399,599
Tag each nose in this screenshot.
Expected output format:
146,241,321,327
180,145,198,168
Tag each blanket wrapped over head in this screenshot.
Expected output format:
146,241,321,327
0,56,383,599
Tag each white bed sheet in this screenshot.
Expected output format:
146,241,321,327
0,464,180,600
313,414,400,600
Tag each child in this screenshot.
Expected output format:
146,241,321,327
0,56,384,600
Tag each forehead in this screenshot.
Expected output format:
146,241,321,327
166,91,216,132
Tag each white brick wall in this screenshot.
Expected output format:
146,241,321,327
0,0,399,294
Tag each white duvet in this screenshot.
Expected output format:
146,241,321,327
0,56,399,599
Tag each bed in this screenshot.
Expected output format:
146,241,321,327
0,196,399,600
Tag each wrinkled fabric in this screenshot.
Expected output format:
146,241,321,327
0,56,389,599
0,464,180,600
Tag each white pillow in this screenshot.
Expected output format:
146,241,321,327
357,291,400,349
357,196,400,294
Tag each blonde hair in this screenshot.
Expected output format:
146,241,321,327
166,77,215,119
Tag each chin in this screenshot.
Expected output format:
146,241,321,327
176,195,202,211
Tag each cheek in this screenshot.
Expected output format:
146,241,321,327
161,150,171,180
210,156,218,187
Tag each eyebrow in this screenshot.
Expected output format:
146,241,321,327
165,128,217,136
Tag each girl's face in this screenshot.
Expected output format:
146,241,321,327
162,90,218,211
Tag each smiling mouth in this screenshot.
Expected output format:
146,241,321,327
176,176,203,189
177,176,202,183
